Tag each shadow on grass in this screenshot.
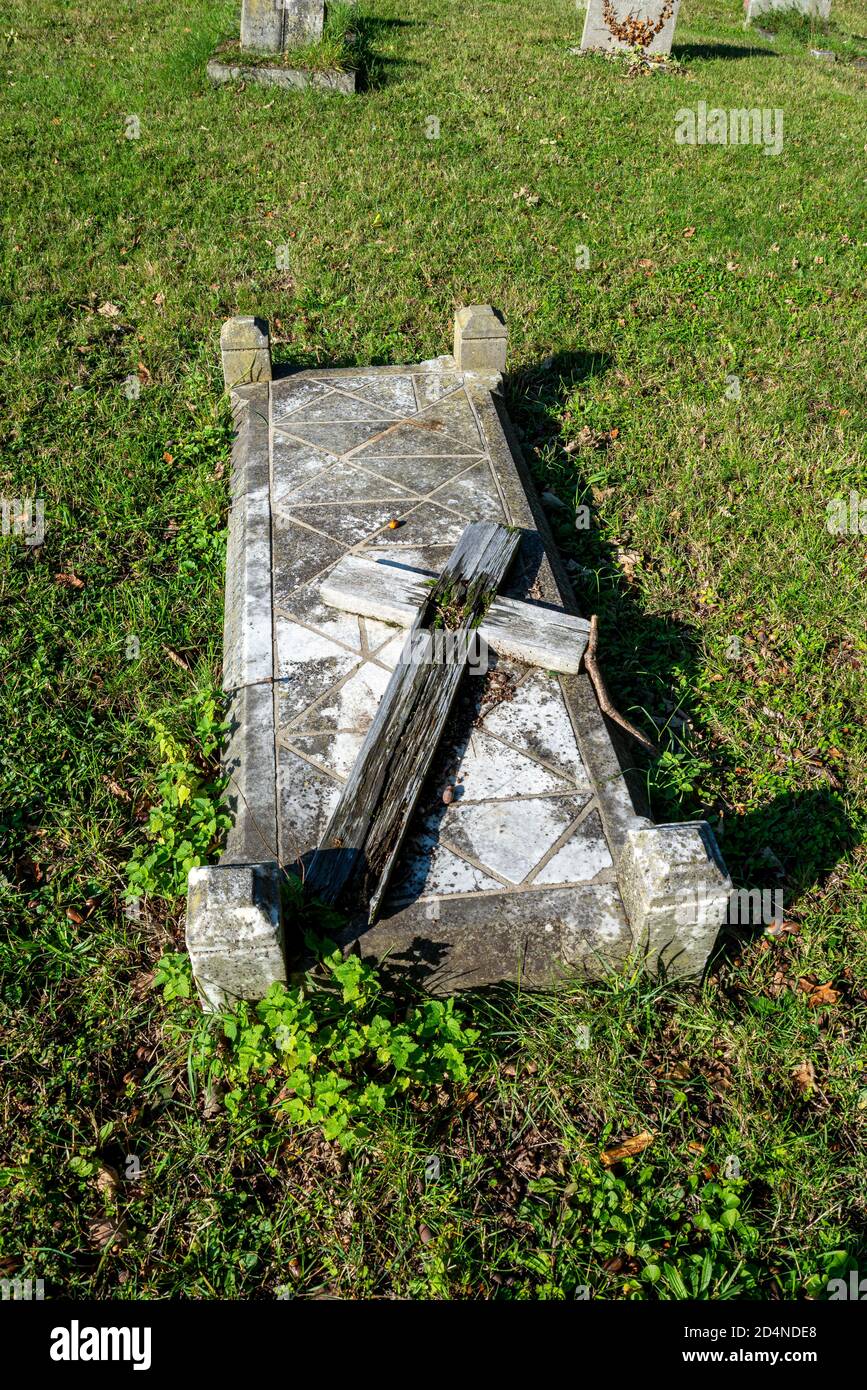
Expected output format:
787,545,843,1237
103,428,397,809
353,13,419,90
504,351,859,919
505,348,703,823
672,43,779,60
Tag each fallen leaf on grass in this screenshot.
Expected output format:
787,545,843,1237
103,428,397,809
89,1217,127,1250
798,979,840,1008
615,547,642,583
95,1165,121,1196
55,572,84,588
103,777,130,801
682,226,696,239
97,301,121,318
662,1061,691,1080
791,1060,816,1095
601,1131,654,1166
765,919,800,939
163,646,191,672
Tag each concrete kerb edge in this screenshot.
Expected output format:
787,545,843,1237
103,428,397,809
221,380,279,866
207,58,356,95
185,381,286,1009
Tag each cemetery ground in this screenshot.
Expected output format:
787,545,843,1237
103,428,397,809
1,0,865,1300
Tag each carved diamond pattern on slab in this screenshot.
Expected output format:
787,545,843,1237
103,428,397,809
531,809,614,884
439,796,590,885
281,460,414,506
276,501,408,547
282,389,405,424
388,820,506,905
441,729,574,802
481,669,592,789
267,366,607,906
317,374,419,415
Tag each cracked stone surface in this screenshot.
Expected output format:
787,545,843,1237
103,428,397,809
216,362,727,989
209,358,733,989
264,368,616,909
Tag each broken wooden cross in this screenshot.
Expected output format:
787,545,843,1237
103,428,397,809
304,521,591,923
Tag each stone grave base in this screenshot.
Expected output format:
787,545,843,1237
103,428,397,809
207,55,355,94
185,310,732,1009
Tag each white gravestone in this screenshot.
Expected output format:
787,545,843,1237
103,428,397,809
744,0,830,20
579,0,681,55
240,0,325,52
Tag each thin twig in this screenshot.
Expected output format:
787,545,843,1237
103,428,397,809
583,614,658,755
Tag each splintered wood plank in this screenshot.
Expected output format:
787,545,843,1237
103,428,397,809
320,554,590,673
305,522,521,922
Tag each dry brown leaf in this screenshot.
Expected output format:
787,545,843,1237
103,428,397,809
95,1164,121,1196
97,301,121,318
55,572,84,589
89,1217,127,1250
615,548,642,583
601,1131,655,1166
663,1061,691,1080
103,777,130,801
163,646,191,672
799,979,840,1008
791,1060,816,1094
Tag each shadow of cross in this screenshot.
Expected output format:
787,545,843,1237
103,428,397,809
303,521,591,924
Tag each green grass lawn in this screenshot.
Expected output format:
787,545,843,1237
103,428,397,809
1,0,865,1300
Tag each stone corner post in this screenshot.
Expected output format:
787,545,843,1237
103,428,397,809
220,316,272,391
618,821,732,979
453,305,508,376
185,860,286,1012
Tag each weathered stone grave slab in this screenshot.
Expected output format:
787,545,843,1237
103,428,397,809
579,0,681,55
209,0,355,95
185,307,732,1008
241,0,324,51
744,0,830,20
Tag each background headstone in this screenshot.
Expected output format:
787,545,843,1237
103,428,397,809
241,0,285,51
283,0,325,45
580,0,681,55
241,0,325,51
744,0,830,19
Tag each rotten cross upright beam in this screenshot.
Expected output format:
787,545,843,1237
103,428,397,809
304,522,522,922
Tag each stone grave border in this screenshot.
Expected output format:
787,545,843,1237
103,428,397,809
207,58,356,94
185,310,732,1010
207,0,356,96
